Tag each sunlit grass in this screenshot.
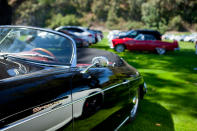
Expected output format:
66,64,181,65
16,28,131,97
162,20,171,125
91,36,197,131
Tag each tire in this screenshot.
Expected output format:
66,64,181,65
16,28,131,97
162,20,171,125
156,47,166,55
81,95,102,118
129,88,140,120
115,44,125,52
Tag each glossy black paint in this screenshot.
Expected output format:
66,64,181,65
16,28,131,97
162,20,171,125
0,57,74,127
0,40,145,130
72,55,144,130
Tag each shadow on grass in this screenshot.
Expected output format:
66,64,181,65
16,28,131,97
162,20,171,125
142,72,197,119
120,99,174,131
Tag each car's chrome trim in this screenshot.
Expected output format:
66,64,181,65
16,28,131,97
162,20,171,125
1,76,141,130
0,25,77,67
114,116,130,131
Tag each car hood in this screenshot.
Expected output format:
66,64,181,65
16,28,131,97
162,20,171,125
112,38,134,43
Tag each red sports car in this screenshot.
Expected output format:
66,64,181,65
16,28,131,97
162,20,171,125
112,34,180,54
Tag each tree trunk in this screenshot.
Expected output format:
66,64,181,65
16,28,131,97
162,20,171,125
0,0,12,25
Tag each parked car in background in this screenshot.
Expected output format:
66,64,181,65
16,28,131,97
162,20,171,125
57,30,89,47
107,30,122,43
112,34,179,54
0,26,146,131
89,29,103,42
118,29,162,40
55,26,96,44
184,33,197,42
162,33,197,43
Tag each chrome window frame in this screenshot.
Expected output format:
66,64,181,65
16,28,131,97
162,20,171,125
0,25,77,67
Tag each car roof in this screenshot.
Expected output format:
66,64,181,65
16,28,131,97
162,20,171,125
55,26,88,31
135,29,161,35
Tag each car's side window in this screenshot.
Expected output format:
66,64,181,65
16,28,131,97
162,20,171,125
145,35,156,40
129,31,137,36
68,28,83,33
135,34,144,41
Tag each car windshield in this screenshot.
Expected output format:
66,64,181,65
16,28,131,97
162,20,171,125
126,30,136,36
135,34,145,40
0,27,74,65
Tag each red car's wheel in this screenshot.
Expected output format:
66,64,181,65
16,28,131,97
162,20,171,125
156,48,166,55
115,44,125,52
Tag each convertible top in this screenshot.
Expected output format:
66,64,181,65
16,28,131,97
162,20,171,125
77,48,121,65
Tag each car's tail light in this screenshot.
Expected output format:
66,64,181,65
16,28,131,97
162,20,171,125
88,34,92,37
173,40,179,47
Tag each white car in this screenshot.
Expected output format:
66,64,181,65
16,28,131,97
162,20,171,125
55,26,96,44
107,30,122,43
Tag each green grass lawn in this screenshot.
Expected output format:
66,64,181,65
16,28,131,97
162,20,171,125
90,36,197,131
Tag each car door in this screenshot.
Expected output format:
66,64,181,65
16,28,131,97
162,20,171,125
0,69,74,131
143,35,157,51
71,57,139,130
126,34,145,51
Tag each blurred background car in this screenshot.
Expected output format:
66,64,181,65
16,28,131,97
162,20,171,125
162,33,197,43
117,29,162,40
112,33,179,54
57,30,89,47
55,26,96,44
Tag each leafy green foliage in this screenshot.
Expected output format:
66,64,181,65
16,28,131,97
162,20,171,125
141,0,168,33
168,16,184,31
91,0,109,21
11,0,197,32
46,14,80,29
127,0,146,21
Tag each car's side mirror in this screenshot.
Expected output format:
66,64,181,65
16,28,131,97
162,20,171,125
92,56,109,67
81,56,109,74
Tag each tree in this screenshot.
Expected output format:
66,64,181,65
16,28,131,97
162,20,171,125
91,0,109,21
46,14,80,29
128,0,146,21
106,0,120,28
141,0,168,32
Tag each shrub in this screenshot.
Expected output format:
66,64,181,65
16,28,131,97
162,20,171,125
193,23,197,31
168,16,184,31
126,21,145,30
46,14,80,29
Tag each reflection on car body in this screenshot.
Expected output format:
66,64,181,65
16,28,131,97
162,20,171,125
0,26,146,131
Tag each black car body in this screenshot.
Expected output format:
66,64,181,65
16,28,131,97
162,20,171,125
0,26,146,131
119,29,162,40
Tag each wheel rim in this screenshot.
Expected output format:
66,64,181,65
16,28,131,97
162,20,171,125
116,45,124,52
130,90,139,118
156,48,166,55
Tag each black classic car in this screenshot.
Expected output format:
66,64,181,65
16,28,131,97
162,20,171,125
0,26,147,131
